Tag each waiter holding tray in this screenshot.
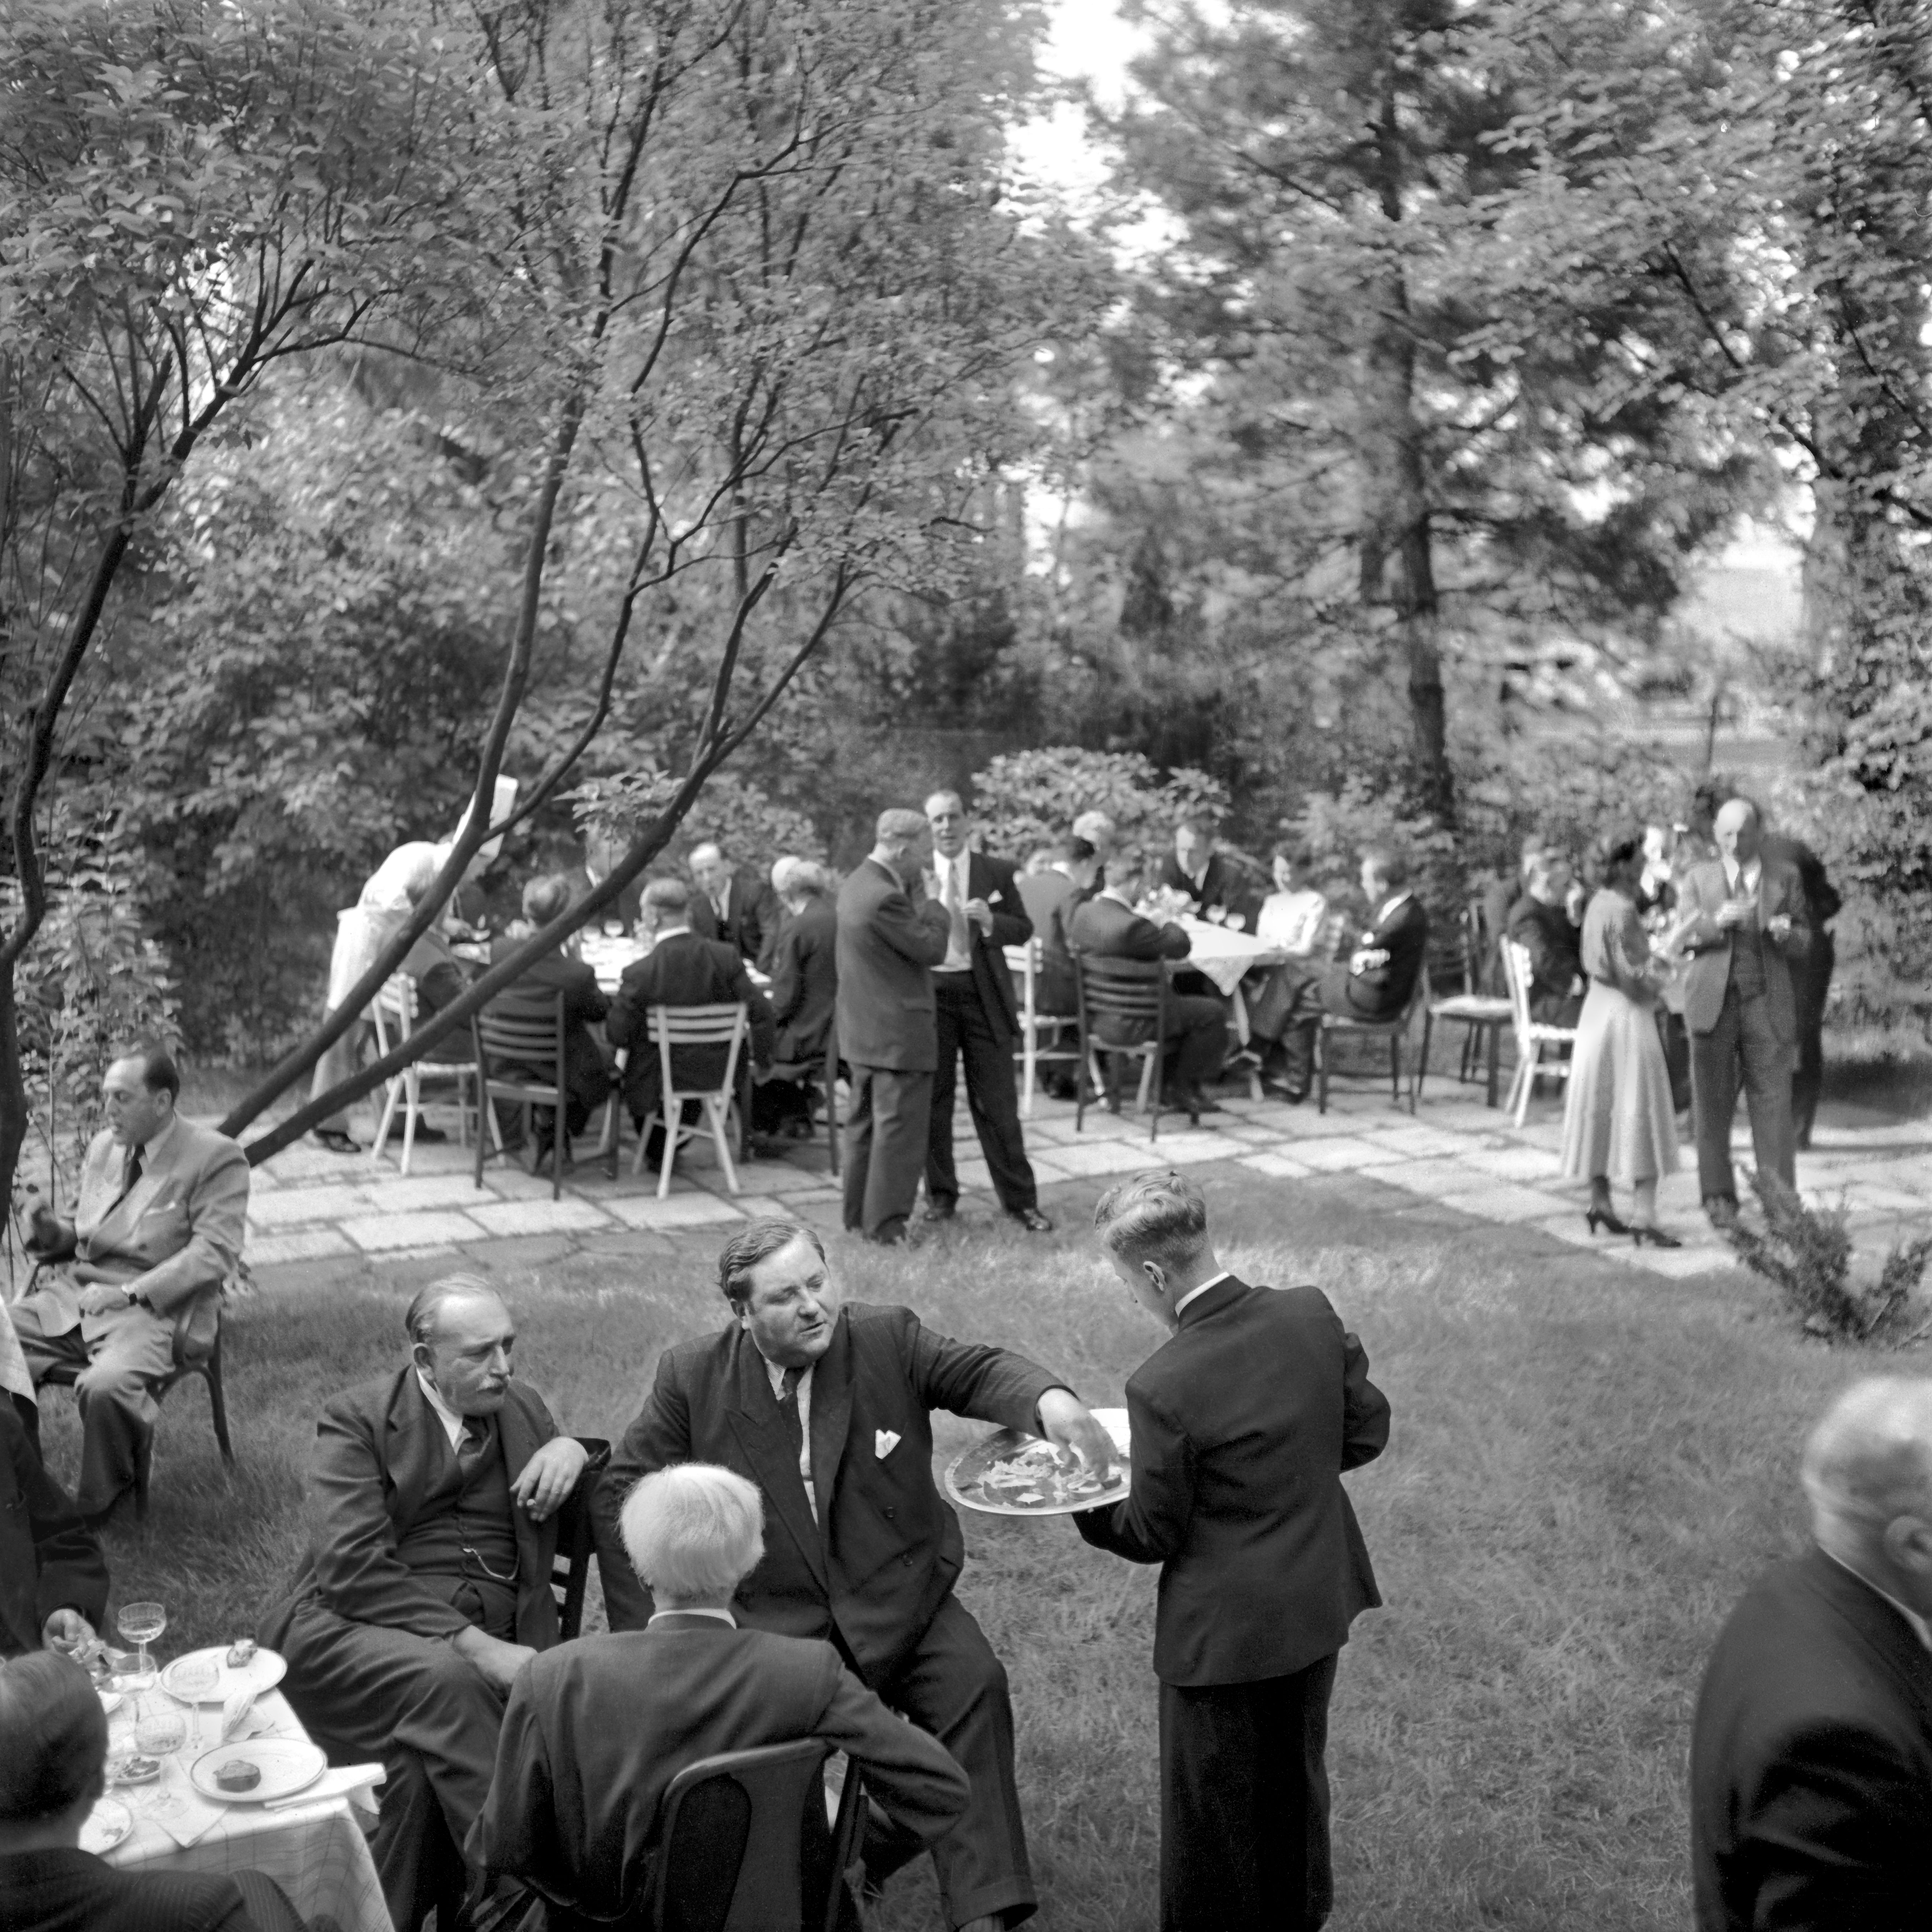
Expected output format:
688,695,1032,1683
1074,1170,1390,1932
592,1218,1114,1932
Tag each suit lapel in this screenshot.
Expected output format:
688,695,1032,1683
384,1368,444,1534
725,1334,829,1589
79,1126,169,1250
807,1315,854,1528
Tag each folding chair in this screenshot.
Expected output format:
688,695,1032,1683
370,972,476,1174
550,1437,611,1641
1502,937,1579,1126
1314,962,1430,1115
472,990,616,1202
637,1003,750,1199
1074,954,1169,1143
1003,939,1081,1117
1419,908,1512,1107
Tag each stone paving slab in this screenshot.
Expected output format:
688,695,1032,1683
1288,1136,1411,1172
604,1194,748,1230
464,1198,612,1237
342,1210,489,1252
1436,1182,1576,1225
1237,1152,1314,1181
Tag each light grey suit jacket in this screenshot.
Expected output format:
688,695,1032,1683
1677,858,1810,1042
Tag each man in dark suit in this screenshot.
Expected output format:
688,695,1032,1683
1067,853,1229,1121
0,1653,319,1932
1249,848,1430,1101
1691,1375,1932,1931
1015,842,1084,1015
474,1461,969,1921
0,1402,106,1663
755,859,840,1138
835,809,951,1244
689,840,781,971
485,874,613,1162
1506,849,1586,1025
1076,1172,1389,1932
592,1220,1118,1932
1763,827,1842,1150
921,792,1050,1234
1157,815,1236,917
265,1278,588,1932
1678,799,1810,1225
606,877,775,1145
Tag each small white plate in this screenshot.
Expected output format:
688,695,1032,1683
189,1738,326,1805
161,1646,287,1705
81,1796,132,1854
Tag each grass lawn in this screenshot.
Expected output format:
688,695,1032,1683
33,1167,1866,1931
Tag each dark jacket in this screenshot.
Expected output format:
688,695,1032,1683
1077,1277,1388,1685
1067,892,1192,966
1157,850,1237,917
605,930,775,1119
262,1367,563,1652
933,848,1032,1044
0,1851,256,1932
767,899,839,1065
1505,893,1584,1018
592,1302,1059,1683
1677,857,1811,1041
468,1620,970,1920
834,859,950,1073
689,867,781,972
1691,1547,1932,1932
0,1401,109,1659
485,940,612,1117
1338,893,1429,1020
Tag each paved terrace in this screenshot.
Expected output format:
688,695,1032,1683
235,1065,1932,1291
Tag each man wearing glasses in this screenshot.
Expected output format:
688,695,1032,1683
265,1277,587,1932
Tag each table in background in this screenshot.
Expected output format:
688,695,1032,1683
1170,917,1294,1044
99,1688,390,1932
578,928,771,998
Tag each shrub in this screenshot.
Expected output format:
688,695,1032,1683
969,747,1228,861
570,770,827,880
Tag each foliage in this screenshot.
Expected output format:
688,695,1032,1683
1457,738,1684,881
3,809,178,1209
1727,1168,1929,1345
571,770,826,881
968,747,1228,863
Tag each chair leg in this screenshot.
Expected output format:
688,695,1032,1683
1487,1023,1501,1108
1020,1035,1035,1120
708,1096,742,1195
656,1105,677,1199
372,1080,403,1168
400,1069,418,1177
1417,1012,1434,1103
1512,1043,1537,1127
133,1434,151,1524
207,1359,235,1466
1148,1044,1162,1144
1316,1025,1329,1114
1134,1053,1157,1116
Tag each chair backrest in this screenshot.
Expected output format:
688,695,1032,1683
1002,940,1039,1026
1502,939,1535,1039
648,1002,748,1102
475,989,567,1060
1075,953,1166,1026
647,1739,831,1932
550,1437,611,1641
370,973,417,1056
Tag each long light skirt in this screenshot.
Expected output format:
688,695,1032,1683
1560,984,1679,1186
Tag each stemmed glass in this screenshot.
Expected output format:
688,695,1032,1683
171,1656,219,1753
116,1603,166,1691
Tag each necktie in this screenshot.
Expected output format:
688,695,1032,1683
458,1414,492,1477
776,1365,805,1458
944,857,970,958
120,1145,144,1202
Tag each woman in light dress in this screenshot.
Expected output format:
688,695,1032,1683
1561,831,1682,1246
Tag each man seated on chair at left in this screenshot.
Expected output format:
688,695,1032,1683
263,1276,587,1932
9,1041,248,1527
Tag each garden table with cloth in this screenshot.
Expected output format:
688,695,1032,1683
96,1686,391,1932
1162,916,1294,1044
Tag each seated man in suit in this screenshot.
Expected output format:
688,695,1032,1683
1067,847,1229,1122
1157,814,1235,918
1506,848,1587,1025
689,840,782,971
1076,1171,1389,1932
485,873,613,1165
265,1277,587,1932
472,1463,970,1924
607,877,775,1158
1017,838,1094,1018
1248,848,1430,1101
10,1041,249,1524
0,1652,319,1932
1691,1375,1932,1930
592,1219,1117,1932
754,859,839,1140
0,1402,107,1663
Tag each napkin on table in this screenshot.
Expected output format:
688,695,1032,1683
264,1763,388,1815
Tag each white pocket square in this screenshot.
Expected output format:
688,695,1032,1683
875,1429,900,1459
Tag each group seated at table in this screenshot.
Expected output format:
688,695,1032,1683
752,857,839,1140
265,1277,588,1932
469,1463,970,1927
0,1652,321,1932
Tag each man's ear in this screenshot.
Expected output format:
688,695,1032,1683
1883,1513,1932,1578
1140,1259,1167,1301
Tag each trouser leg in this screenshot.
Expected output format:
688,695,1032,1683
953,987,1036,1213
843,1066,878,1232
924,984,967,1209
1159,1653,1338,1932
873,1595,1035,1929
12,1303,168,1515
1689,988,1743,1204
1791,943,1832,1146
1280,967,1349,1093
1166,995,1231,1095
1662,1011,1692,1114
862,1070,933,1241
308,1016,370,1134
1737,993,1797,1190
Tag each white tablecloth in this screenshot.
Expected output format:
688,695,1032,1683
99,1688,391,1932
578,930,771,998
1171,919,1293,998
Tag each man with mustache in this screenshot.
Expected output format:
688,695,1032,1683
593,1219,1116,1932
265,1277,588,1932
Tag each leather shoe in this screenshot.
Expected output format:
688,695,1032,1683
1261,1080,1308,1104
409,1123,448,1144
921,1200,957,1223
312,1128,360,1154
1008,1207,1053,1234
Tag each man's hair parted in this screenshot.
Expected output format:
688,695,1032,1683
404,1273,504,1346
717,1218,825,1310
1092,1170,1212,1276
113,1036,180,1100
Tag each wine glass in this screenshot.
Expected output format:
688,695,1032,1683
116,1603,166,1690
171,1656,219,1752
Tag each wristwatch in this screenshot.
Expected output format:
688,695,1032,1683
122,1285,141,1307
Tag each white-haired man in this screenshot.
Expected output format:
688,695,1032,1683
265,1277,587,1932
472,1464,969,1922
1691,1377,1932,1929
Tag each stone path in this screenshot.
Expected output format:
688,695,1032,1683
235,1065,1932,1289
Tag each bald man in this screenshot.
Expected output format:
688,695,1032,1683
1676,800,1810,1225
264,1278,587,1932
1691,1378,1932,1929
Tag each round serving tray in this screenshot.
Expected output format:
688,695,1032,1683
944,1407,1131,1517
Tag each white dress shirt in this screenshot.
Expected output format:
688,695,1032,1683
1172,1270,1231,1318
1723,858,1762,899
935,849,973,972
763,1355,818,1519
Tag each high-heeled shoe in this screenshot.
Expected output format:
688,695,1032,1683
1585,1203,1632,1236
1631,1224,1683,1249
